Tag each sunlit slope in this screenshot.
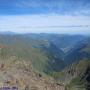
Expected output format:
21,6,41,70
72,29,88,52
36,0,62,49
0,35,65,73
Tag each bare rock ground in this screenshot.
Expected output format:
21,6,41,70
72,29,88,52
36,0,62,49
0,57,65,90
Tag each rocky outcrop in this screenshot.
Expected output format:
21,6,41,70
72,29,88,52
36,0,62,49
0,57,65,90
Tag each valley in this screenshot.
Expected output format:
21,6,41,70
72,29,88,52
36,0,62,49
0,33,90,90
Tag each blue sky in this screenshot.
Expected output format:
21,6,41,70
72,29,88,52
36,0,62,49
0,0,90,34
0,0,90,15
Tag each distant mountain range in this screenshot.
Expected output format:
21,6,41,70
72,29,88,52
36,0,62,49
0,31,17,35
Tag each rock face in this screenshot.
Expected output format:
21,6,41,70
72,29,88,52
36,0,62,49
0,57,65,90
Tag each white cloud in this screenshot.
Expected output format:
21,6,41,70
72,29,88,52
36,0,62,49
0,15,90,34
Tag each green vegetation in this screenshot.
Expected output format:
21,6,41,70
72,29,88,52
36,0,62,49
0,34,90,90
65,60,90,90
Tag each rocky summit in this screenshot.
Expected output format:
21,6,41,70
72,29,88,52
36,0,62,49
0,56,65,90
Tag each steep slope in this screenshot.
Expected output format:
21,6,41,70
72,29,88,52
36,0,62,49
64,38,90,65
65,60,90,90
48,60,90,90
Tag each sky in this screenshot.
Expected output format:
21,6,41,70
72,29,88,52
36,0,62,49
0,0,90,34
